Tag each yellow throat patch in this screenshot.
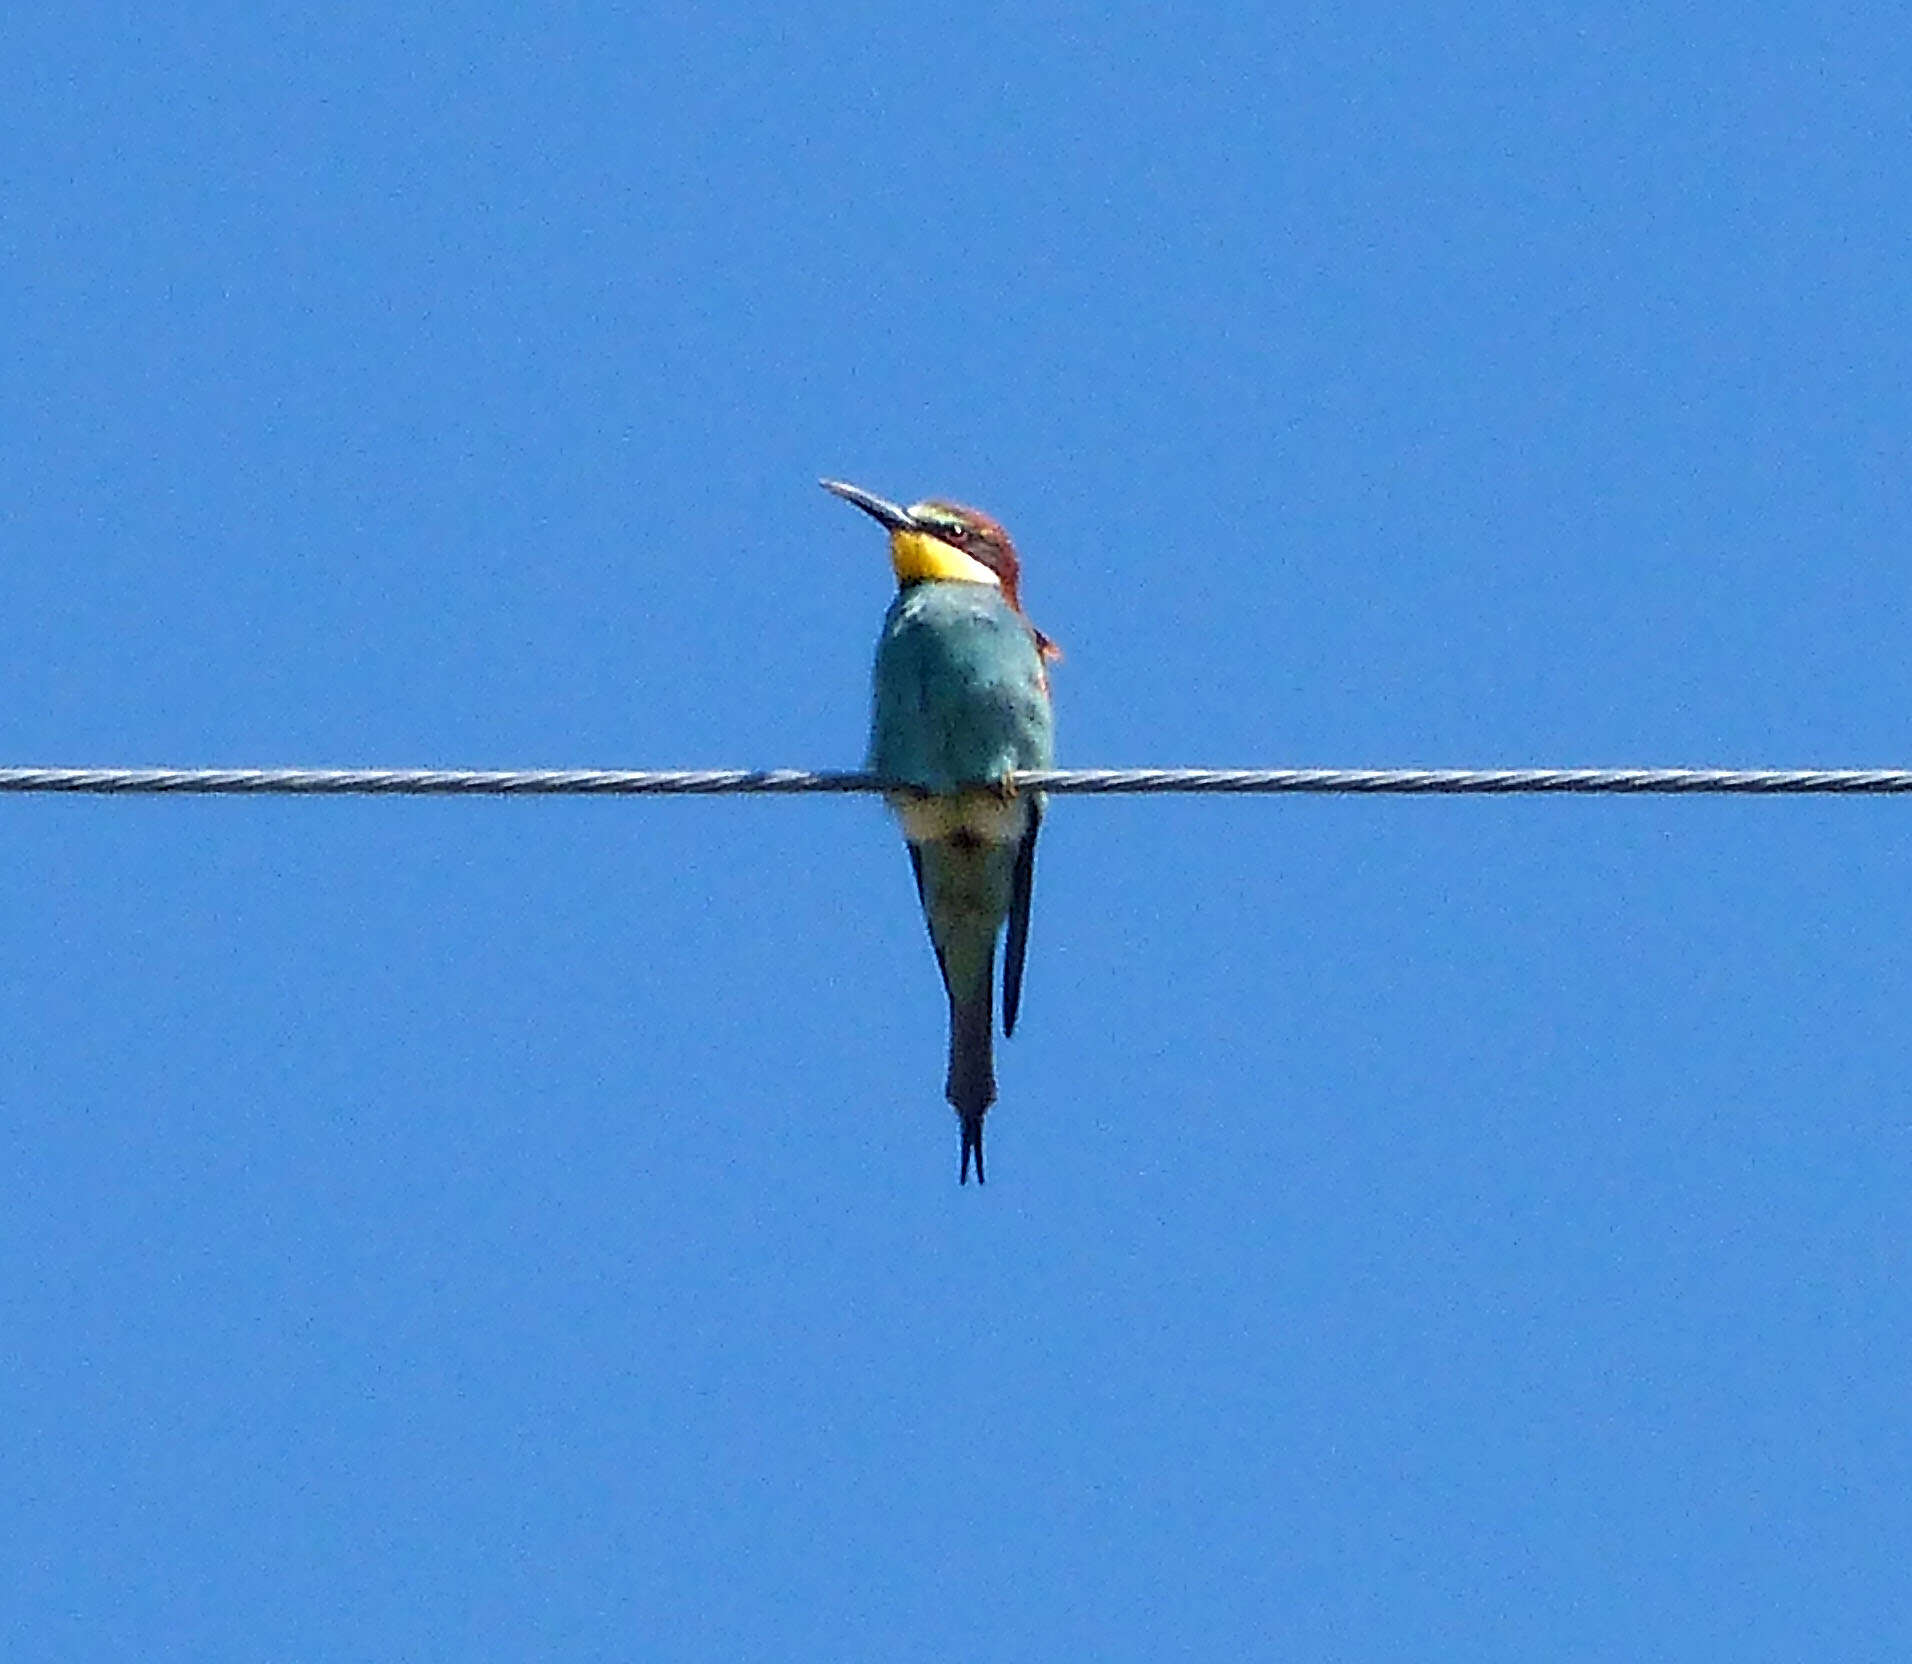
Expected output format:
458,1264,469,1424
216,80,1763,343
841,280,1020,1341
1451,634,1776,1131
888,528,1002,588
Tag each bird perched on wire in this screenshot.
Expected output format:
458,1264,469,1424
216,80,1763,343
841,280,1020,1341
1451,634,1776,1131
821,479,1059,1183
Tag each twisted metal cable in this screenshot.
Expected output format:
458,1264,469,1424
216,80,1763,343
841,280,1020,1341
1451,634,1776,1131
3,764,1912,796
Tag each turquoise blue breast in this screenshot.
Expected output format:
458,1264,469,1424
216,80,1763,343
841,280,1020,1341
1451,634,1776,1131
869,581,1055,793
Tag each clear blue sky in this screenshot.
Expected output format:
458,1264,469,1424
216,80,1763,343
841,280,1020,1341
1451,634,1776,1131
6,4,1909,1658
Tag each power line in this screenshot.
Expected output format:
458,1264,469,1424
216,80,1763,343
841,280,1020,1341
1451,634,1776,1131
3,765,1912,797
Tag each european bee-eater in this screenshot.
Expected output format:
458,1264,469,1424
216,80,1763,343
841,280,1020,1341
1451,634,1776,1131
821,478,1058,1184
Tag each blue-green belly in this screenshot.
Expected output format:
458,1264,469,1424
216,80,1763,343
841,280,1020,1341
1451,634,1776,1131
868,581,1054,792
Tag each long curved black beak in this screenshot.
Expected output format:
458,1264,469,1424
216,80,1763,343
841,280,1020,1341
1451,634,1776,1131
819,478,916,532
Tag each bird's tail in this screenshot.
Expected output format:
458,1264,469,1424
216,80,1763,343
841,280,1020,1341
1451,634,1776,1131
947,969,996,1185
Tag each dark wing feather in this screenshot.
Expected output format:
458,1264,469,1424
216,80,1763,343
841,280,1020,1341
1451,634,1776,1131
908,843,954,1001
1001,798,1042,1037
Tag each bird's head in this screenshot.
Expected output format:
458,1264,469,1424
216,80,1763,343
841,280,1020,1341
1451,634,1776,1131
820,478,1060,660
